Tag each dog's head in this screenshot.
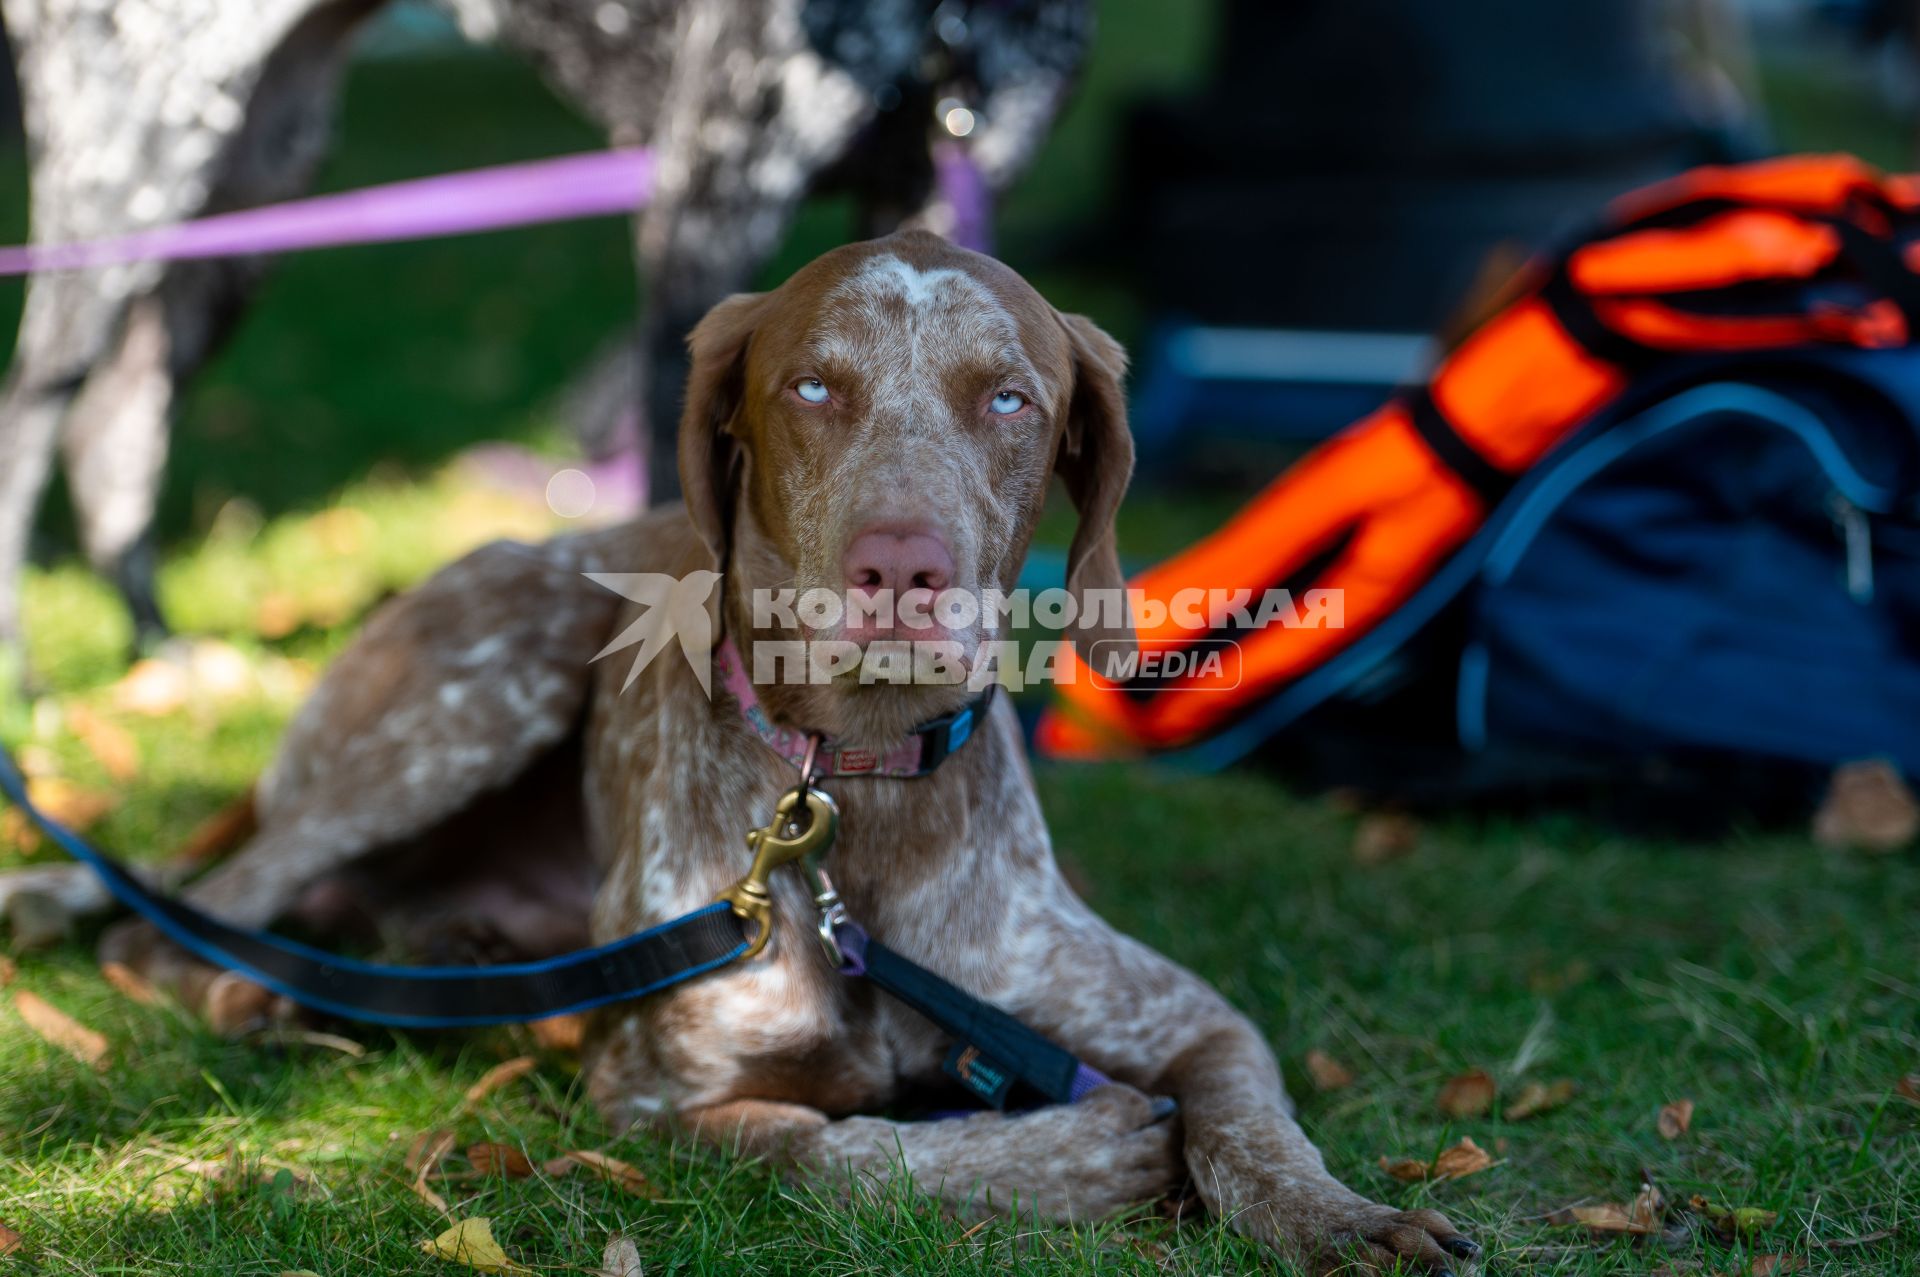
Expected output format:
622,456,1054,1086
679,230,1133,740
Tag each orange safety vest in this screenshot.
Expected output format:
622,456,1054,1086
1039,154,1920,759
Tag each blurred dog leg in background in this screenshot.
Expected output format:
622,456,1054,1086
0,0,1089,665
0,0,377,656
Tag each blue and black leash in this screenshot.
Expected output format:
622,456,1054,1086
0,738,1107,1108
0,744,749,1028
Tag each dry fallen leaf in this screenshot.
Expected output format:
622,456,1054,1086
0,1221,20,1255
310,506,374,556
420,1217,529,1274
1352,812,1421,866
66,705,140,782
463,1056,536,1108
406,1129,458,1177
1,810,31,855
1437,1068,1496,1119
112,659,191,717
0,955,15,987
1813,759,1920,852
1504,1078,1577,1121
1630,1182,1668,1232
100,961,161,1006
1562,1203,1655,1234
1551,1182,1665,1235
599,1236,643,1277
1303,1049,1354,1092
1431,1136,1495,1180
529,1013,587,1053
255,1028,366,1058
468,1143,533,1178
1658,1098,1695,1140
561,1150,661,1199
411,1176,450,1213
175,789,258,867
1377,1136,1494,1183
15,742,56,777
405,1128,458,1212
187,640,257,702
30,777,119,830
1749,1255,1805,1277
2,776,118,854
254,593,303,641
1896,1074,1920,1104
1378,1155,1429,1183
13,991,108,1070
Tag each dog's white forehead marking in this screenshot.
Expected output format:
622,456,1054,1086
809,252,1024,380
857,256,976,307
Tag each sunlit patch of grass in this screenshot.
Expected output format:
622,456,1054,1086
4,465,562,878
158,465,563,643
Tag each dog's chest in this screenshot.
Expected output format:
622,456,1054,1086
583,682,1040,1118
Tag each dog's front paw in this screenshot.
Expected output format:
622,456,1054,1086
1022,1083,1185,1219
839,1082,1182,1223
1250,1183,1480,1275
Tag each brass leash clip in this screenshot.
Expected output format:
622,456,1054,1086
717,785,839,958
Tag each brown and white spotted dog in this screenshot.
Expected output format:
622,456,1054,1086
98,231,1479,1275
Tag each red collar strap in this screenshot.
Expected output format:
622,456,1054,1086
714,636,994,778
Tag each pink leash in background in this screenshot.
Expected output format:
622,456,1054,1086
0,140,995,274
0,140,991,513
0,148,658,275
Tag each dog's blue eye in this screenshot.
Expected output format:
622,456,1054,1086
795,378,830,404
990,390,1026,415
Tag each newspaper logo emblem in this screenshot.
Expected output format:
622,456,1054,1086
584,570,723,695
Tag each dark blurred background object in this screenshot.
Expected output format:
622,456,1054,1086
1114,0,1767,454
1120,0,1750,332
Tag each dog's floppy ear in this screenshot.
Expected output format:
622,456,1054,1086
679,291,770,569
1054,312,1136,676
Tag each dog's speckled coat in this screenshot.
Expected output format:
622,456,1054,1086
101,234,1475,1275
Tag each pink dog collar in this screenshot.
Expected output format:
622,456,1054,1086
714,636,992,779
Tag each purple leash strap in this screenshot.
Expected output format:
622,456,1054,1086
935,141,994,256
0,141,989,277
0,148,656,276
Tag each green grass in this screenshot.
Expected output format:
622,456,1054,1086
5,536,1919,1273
4,2,1920,1274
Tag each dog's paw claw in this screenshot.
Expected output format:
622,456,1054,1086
1344,1203,1478,1274
1248,1193,1477,1275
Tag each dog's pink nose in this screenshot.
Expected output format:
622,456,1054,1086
842,525,954,596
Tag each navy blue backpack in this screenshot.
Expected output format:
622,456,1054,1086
1038,156,1920,797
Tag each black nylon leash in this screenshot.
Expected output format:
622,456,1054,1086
0,734,1107,1108
0,744,749,1027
